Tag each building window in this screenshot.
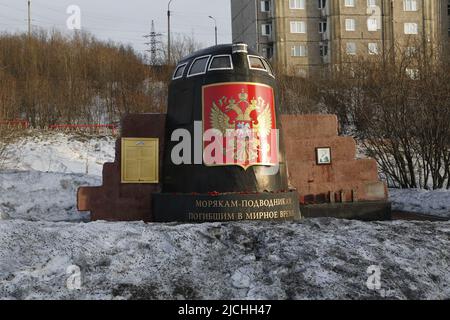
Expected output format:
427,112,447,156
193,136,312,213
345,0,355,7
289,0,305,9
406,46,417,57
290,21,307,33
345,19,356,31
262,47,274,59
291,44,307,57
368,43,379,54
406,68,419,80
320,43,328,56
367,0,377,7
346,42,357,55
367,18,378,31
261,23,272,36
404,22,419,34
319,21,327,33
404,0,418,11
261,0,271,12
318,0,327,9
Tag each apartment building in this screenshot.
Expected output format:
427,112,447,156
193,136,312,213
231,0,450,76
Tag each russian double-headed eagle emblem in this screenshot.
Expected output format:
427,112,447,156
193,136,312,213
202,83,278,169
210,91,273,137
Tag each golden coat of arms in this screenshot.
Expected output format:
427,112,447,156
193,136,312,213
202,82,278,169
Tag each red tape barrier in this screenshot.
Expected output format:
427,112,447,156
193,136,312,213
48,124,117,135
0,120,30,129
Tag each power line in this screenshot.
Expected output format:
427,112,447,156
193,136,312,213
0,2,28,13
171,11,229,21
143,20,163,65
0,1,53,22
0,1,232,51
0,13,25,23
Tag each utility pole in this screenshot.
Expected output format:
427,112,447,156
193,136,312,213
28,0,31,37
144,20,163,65
167,0,174,64
208,16,218,46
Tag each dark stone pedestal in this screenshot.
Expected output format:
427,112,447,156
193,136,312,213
78,114,391,222
300,201,392,221
152,191,301,223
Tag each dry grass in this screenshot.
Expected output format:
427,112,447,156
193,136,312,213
0,126,27,170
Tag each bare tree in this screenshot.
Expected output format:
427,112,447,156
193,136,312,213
318,41,450,189
165,34,203,65
0,126,22,170
0,29,165,127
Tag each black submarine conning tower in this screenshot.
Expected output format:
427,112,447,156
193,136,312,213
152,43,300,221
162,43,288,193
161,43,290,194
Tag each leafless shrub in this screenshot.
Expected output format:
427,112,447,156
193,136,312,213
318,42,450,189
276,73,322,114
167,34,203,65
0,126,23,170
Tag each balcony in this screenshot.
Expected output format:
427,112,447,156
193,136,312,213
320,3,330,17
321,29,330,41
260,32,274,44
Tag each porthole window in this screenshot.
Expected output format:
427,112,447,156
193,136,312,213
187,55,211,77
262,59,275,77
208,55,233,71
173,63,187,80
248,55,267,71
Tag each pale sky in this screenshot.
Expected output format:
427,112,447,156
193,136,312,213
0,0,232,55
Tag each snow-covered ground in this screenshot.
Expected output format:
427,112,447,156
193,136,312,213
1,131,114,222
390,189,450,219
1,219,449,300
1,131,450,300
355,142,450,218
2,131,115,176
0,171,97,222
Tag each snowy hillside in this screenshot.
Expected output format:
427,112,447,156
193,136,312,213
2,131,115,177
1,132,115,222
1,131,450,300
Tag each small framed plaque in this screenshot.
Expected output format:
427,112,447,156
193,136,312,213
121,138,159,184
316,147,332,165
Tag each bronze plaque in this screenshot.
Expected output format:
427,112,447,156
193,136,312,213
121,138,159,184
152,191,301,222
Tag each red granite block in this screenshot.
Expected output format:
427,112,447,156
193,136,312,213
101,163,120,186
285,136,356,162
363,181,388,201
77,113,165,222
121,114,166,138
77,187,102,211
333,160,379,182
281,114,338,139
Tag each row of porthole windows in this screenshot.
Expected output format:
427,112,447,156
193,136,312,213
172,54,275,80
